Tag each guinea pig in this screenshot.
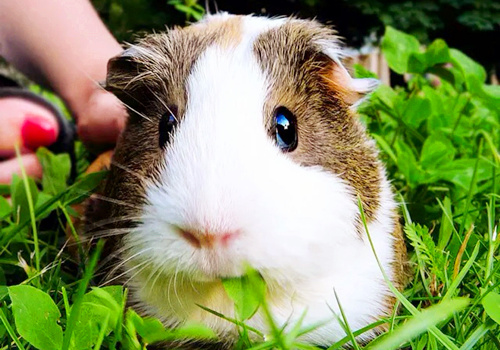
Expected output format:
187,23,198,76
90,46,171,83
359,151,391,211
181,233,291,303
85,13,407,347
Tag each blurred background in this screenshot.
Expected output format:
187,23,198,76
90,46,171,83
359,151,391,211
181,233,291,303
92,0,500,83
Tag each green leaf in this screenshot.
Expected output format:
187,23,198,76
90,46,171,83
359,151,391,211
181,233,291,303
35,192,58,221
407,40,449,74
37,148,71,195
353,64,378,79
11,174,38,224
403,96,431,128
0,286,8,300
172,322,216,340
420,133,456,170
381,26,420,74
450,49,486,93
437,197,453,250
482,292,500,325
129,311,168,344
427,66,456,86
422,86,445,117
123,309,141,349
127,309,215,344
482,84,500,101
0,196,11,218
0,184,9,196
430,159,491,191
70,286,124,350
405,223,446,282
373,84,399,110
425,39,450,66
366,298,470,350
395,140,424,187
222,270,266,321
64,171,108,206
8,285,63,350
372,134,397,164
407,52,427,74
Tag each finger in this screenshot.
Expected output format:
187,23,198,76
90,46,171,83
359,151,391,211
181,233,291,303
0,97,59,157
77,90,126,145
0,153,43,184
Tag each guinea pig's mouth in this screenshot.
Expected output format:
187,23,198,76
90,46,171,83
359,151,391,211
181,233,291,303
191,252,248,281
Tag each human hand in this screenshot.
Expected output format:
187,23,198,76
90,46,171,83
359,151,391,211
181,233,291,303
0,88,126,184
0,96,58,183
0,0,126,185
69,85,126,147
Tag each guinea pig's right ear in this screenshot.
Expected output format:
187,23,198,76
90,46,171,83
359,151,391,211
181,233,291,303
105,47,148,110
106,47,141,89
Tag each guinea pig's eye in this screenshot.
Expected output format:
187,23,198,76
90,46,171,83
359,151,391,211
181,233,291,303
159,107,178,149
274,107,298,152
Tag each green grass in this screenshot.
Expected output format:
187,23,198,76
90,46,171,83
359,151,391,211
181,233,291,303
0,27,498,349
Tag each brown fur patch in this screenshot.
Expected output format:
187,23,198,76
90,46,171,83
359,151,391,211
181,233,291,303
87,16,246,275
377,215,410,332
187,16,243,48
253,19,381,219
88,26,222,250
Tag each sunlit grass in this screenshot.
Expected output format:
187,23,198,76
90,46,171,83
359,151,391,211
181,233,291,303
0,26,498,349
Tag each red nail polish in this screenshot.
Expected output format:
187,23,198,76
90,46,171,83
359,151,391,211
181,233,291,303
21,114,57,151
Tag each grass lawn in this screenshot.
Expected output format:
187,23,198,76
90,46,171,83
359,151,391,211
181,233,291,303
0,27,498,349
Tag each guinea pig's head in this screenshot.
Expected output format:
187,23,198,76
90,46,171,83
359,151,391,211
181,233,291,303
89,13,399,342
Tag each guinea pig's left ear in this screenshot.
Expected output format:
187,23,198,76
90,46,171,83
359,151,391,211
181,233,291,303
329,60,380,107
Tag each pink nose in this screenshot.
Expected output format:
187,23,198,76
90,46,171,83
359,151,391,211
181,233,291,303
178,228,239,249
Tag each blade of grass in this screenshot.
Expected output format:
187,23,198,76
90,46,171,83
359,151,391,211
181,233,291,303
459,321,495,350
196,304,264,338
0,307,26,350
59,202,84,259
327,319,388,349
61,239,104,350
62,286,70,319
245,340,278,350
331,289,362,350
93,311,110,350
0,190,66,248
358,196,461,350
452,225,474,279
15,146,40,283
366,298,470,350
444,242,479,302
458,140,483,238
283,309,308,347
259,293,287,349
485,201,498,288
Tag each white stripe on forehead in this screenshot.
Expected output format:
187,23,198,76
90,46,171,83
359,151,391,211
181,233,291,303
240,15,288,43
158,15,288,227
178,15,290,147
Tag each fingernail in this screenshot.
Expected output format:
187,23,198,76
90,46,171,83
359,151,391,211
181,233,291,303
21,114,58,151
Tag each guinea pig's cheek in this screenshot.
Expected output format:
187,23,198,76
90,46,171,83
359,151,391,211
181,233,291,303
240,164,360,278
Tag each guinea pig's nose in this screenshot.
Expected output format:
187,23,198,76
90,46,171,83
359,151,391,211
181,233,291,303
177,227,239,249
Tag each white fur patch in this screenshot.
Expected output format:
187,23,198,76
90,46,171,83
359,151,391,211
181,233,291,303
121,15,398,346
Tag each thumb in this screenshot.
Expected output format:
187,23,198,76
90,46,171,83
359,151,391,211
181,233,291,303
75,89,126,146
